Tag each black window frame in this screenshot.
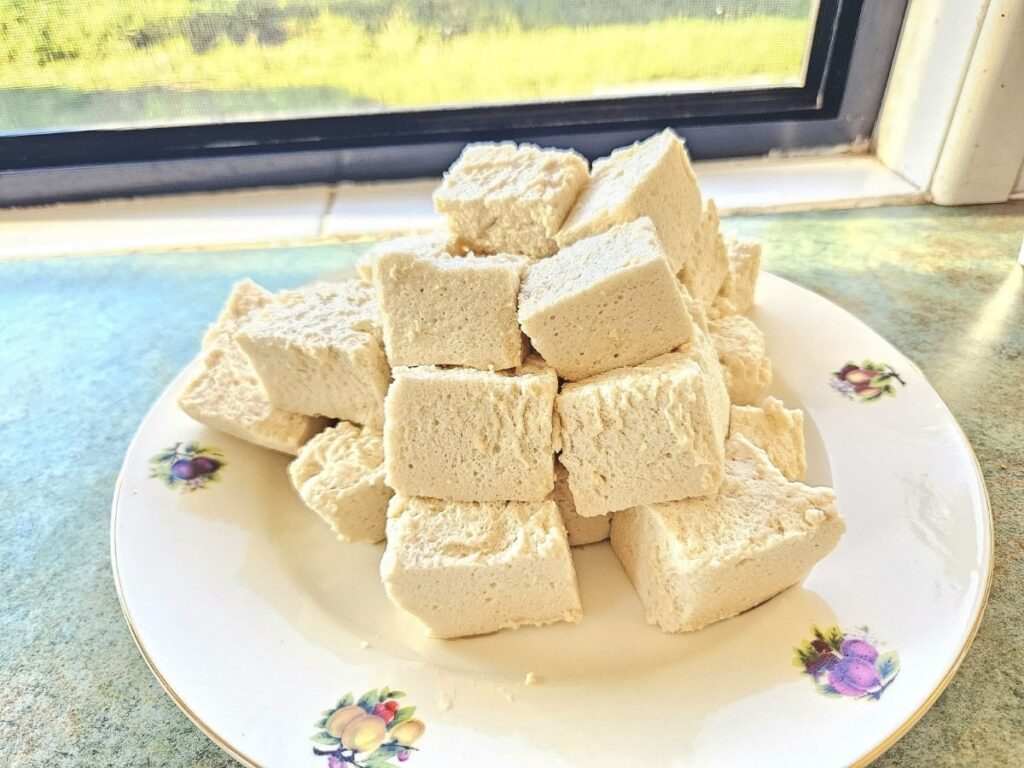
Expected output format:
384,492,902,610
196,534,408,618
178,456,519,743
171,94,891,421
0,0,907,207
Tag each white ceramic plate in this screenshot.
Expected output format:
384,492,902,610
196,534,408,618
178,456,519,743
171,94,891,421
112,273,992,768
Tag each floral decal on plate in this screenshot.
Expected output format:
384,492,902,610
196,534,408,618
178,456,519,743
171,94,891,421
312,687,425,767
830,360,906,402
149,441,225,491
795,625,900,700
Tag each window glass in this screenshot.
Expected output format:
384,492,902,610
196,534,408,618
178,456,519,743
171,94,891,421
0,0,818,133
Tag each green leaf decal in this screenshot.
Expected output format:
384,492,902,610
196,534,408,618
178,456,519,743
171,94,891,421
373,743,401,759
390,706,416,728
826,626,844,652
876,651,900,681
357,688,379,711
815,682,842,698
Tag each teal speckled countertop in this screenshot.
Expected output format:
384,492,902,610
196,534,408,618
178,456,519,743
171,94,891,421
2,203,1022,767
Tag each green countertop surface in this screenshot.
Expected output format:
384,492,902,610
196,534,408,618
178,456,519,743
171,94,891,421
2,203,1022,767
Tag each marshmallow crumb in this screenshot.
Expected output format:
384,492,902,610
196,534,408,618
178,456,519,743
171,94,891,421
436,688,454,711
496,686,515,702
804,508,825,524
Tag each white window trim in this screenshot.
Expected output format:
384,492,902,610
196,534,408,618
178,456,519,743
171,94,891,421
875,0,1024,205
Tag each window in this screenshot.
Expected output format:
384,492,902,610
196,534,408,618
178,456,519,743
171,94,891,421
2,1,820,132
0,0,907,205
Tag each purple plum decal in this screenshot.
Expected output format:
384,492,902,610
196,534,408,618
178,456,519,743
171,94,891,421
150,442,225,492
830,360,906,402
795,625,899,700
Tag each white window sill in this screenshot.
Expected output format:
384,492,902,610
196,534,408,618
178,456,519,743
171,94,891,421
0,154,922,261
322,154,923,237
0,186,331,261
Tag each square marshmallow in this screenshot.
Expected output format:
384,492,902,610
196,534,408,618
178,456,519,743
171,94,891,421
178,280,327,454
374,245,528,369
680,199,729,307
557,128,702,274
433,142,589,258
236,280,390,428
381,495,582,638
708,314,772,406
729,396,806,482
518,217,693,381
611,435,844,633
383,358,558,501
549,461,611,547
556,335,730,517
722,238,763,315
356,232,452,282
288,421,393,543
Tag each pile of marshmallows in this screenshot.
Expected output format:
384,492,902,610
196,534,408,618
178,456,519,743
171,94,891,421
179,129,845,639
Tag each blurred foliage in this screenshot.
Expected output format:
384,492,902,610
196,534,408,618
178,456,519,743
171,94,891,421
1,0,815,61
0,1,813,129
